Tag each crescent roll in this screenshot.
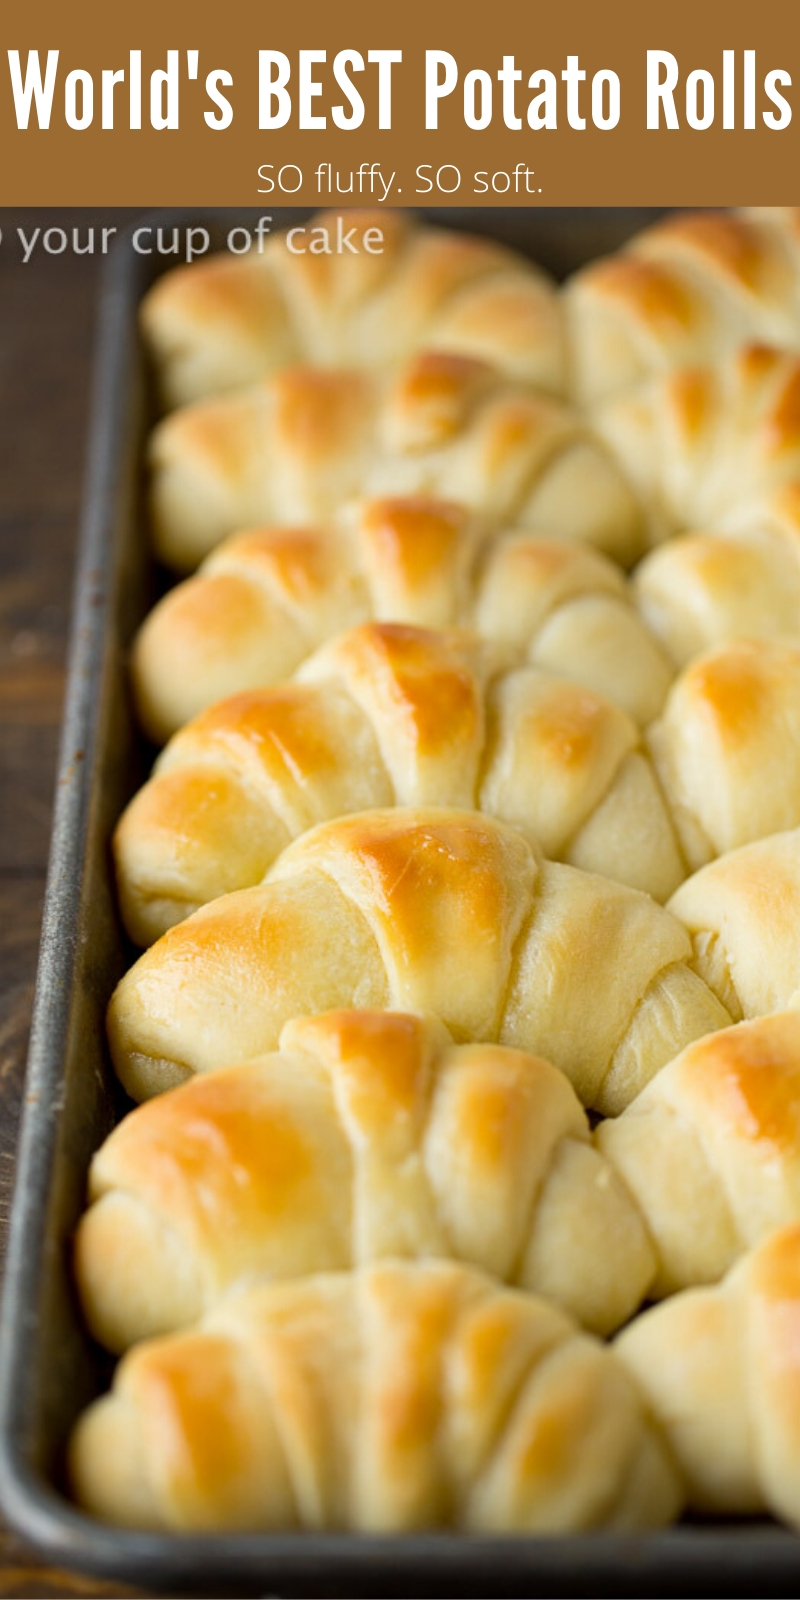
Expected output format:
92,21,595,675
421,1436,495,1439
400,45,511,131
132,500,673,743
635,485,800,667
117,622,688,945
567,208,800,404
595,343,800,542
69,1259,682,1533
668,827,800,1021
617,1222,800,1527
645,636,800,871
75,1009,656,1352
598,1012,800,1297
107,808,731,1114
149,353,645,573
119,628,800,947
141,209,566,408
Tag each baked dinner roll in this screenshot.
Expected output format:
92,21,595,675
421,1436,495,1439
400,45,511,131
567,208,800,405
76,1010,656,1352
107,808,731,1114
635,485,800,666
616,1222,800,1526
132,499,673,743
594,343,800,543
149,353,646,573
598,1012,800,1297
141,210,566,409
646,636,800,871
118,622,686,945
120,629,800,946
69,1258,683,1533
668,828,800,1022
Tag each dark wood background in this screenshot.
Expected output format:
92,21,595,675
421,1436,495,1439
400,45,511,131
0,210,148,1598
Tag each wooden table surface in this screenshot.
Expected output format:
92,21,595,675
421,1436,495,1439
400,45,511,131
0,209,149,1598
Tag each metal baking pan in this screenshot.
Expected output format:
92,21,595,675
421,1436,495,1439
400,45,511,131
1,206,799,1597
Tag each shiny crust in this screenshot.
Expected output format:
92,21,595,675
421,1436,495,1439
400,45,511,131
117,621,685,945
141,210,565,407
69,1259,682,1533
122,627,800,947
132,503,672,743
107,807,730,1114
76,1010,655,1351
78,208,800,1541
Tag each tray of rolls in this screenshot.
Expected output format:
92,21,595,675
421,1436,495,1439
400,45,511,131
3,205,800,1595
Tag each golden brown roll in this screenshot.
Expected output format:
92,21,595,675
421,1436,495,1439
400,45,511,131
598,1012,800,1297
645,636,800,870
132,500,673,743
635,485,800,666
594,343,800,543
118,622,686,944
76,1009,656,1351
107,808,731,1114
617,1222,800,1527
120,629,800,946
141,209,566,408
149,353,645,573
668,827,800,1021
567,208,800,405
69,1258,682,1533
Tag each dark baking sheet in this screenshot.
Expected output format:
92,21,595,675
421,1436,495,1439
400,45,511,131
1,206,798,1597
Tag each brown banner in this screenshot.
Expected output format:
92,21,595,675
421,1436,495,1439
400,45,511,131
0,0,797,203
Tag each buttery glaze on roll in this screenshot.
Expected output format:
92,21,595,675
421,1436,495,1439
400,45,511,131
76,1009,656,1351
118,621,688,944
107,807,731,1114
119,629,800,946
